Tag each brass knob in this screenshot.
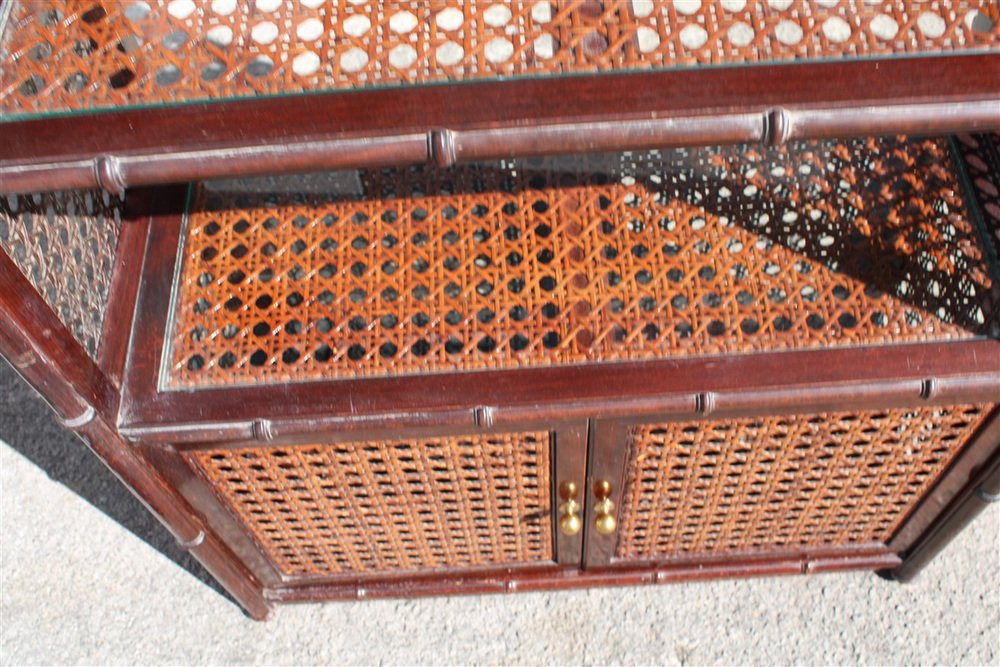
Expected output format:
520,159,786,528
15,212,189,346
593,479,617,536
558,481,581,536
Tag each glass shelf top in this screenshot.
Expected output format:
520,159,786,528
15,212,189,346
1,0,998,121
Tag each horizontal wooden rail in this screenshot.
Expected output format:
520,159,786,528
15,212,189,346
265,548,901,603
2,54,999,194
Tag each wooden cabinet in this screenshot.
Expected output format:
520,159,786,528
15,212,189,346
4,134,1000,620
98,136,998,611
138,400,999,601
1,1,999,620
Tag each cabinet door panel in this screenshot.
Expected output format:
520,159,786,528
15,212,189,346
173,424,586,584
587,404,994,569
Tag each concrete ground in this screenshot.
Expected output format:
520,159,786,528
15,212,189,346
1,359,998,666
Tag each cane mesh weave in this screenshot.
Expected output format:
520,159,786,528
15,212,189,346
164,136,998,389
185,431,553,577
955,133,1000,261
615,404,993,560
2,0,998,117
0,190,122,359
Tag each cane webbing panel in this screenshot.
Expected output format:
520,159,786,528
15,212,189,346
0,190,122,359
2,1,998,117
164,136,998,389
955,133,1000,262
186,431,552,577
615,404,993,560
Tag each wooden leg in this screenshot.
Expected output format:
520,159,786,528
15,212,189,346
0,252,273,620
884,447,1000,583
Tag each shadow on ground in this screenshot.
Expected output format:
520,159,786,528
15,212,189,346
0,358,237,607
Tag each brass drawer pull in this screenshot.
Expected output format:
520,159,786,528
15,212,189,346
593,480,617,536
558,481,582,536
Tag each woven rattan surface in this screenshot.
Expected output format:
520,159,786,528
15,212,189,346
185,430,553,577
164,136,998,389
0,190,122,359
2,1,998,117
615,404,993,560
956,133,1000,262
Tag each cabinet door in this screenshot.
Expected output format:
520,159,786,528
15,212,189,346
161,422,587,590
585,404,995,570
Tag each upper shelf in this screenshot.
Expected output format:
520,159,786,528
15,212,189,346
2,1,999,194
4,0,999,117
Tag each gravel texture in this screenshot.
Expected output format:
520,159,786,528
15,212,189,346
1,360,998,666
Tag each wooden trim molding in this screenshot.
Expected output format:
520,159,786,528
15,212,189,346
266,547,901,604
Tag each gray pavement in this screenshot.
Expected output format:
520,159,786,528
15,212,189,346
1,360,998,665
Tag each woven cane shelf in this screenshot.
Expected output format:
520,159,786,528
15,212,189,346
164,136,998,389
2,0,999,117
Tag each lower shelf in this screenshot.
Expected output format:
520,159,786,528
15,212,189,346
162,135,999,391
